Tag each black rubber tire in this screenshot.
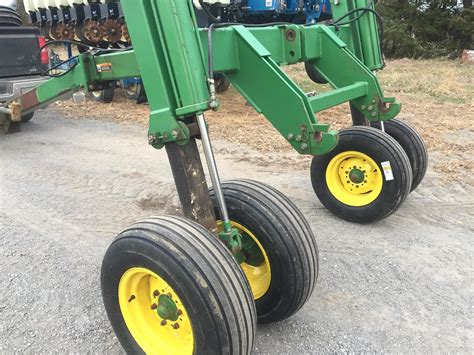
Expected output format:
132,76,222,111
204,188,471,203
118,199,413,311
21,112,35,122
210,180,318,324
0,15,22,27
305,61,328,84
0,6,21,27
215,76,231,93
311,126,412,223
371,119,428,192
87,88,115,103
101,216,256,354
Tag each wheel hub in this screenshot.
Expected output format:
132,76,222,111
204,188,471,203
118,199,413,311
338,157,376,194
156,294,179,321
349,168,365,184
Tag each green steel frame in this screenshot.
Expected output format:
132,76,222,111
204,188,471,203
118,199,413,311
0,0,400,158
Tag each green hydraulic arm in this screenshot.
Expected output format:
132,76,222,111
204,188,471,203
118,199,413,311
0,0,400,158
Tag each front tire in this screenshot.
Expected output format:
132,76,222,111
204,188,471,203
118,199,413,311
311,126,412,223
101,216,256,354
371,119,428,192
210,180,319,324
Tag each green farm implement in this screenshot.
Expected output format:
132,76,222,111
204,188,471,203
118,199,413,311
0,0,427,352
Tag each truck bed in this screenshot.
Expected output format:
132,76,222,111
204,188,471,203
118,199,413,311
0,26,45,79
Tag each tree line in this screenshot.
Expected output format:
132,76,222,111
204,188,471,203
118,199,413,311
378,0,473,58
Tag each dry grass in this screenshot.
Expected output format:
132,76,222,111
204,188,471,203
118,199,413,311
53,58,474,182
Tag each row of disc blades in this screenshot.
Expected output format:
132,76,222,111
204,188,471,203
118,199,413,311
46,18,130,45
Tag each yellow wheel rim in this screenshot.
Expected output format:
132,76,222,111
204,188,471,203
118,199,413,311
118,267,194,354
326,151,383,207
218,221,272,300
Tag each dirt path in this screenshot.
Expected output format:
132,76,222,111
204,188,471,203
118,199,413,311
0,110,473,353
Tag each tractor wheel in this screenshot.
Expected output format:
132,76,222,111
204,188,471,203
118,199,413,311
101,216,256,354
87,88,115,103
311,126,412,223
210,180,318,324
371,119,428,192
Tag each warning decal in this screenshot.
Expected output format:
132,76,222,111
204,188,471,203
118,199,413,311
96,63,113,73
381,161,394,181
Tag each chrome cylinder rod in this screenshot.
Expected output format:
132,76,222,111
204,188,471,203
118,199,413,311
196,113,231,230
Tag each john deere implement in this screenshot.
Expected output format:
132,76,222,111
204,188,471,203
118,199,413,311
0,0,427,352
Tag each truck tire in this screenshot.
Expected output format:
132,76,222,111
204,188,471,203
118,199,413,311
0,6,22,27
21,112,35,122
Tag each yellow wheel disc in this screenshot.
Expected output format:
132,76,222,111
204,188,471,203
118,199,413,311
326,151,383,207
118,267,194,354
218,221,271,300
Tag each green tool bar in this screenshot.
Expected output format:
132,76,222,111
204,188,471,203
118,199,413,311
308,82,368,113
1,14,399,156
90,51,141,81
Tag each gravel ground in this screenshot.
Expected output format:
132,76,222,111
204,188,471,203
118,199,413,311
0,110,473,353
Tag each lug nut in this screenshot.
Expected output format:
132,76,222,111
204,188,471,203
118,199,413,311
161,320,167,326
173,323,180,329
153,290,160,297
177,310,183,316
151,303,158,310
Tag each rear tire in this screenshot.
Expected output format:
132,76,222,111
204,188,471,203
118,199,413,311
101,216,256,354
0,6,21,27
210,179,318,323
371,119,428,192
311,126,412,223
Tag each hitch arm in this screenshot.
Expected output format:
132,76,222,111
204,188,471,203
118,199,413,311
304,27,401,122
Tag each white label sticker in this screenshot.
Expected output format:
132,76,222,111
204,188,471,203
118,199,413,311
381,161,394,181
266,0,273,7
